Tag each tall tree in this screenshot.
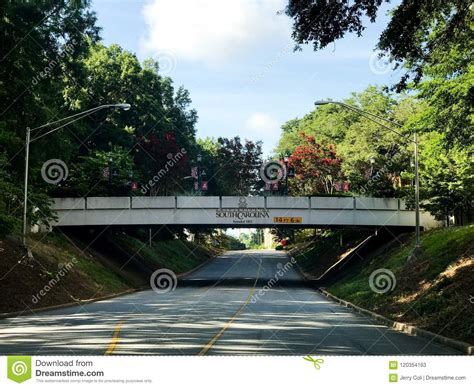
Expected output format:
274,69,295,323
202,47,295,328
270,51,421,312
0,2,201,235
213,136,263,196
417,132,473,224
289,133,343,195
0,0,99,233
277,86,414,197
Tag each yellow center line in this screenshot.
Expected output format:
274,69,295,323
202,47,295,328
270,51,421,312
198,259,262,356
105,320,124,355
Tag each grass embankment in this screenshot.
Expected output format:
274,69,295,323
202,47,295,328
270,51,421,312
0,232,217,315
291,229,372,279
0,233,133,314
328,225,474,344
113,234,217,274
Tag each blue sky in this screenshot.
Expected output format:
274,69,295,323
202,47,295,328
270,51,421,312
91,0,401,157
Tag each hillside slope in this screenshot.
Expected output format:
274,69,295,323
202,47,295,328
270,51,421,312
328,225,474,344
290,229,373,279
0,232,216,315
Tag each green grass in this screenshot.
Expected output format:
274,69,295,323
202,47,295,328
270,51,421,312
327,225,474,343
114,235,214,274
29,233,132,294
292,229,372,278
329,225,473,304
2,231,215,314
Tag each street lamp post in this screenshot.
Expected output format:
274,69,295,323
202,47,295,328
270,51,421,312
314,100,420,250
200,168,207,195
195,153,202,195
369,156,376,177
22,103,131,247
283,155,289,196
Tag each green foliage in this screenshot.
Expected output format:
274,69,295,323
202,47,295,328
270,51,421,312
288,133,343,195
60,41,198,197
196,136,263,196
0,0,99,235
277,86,413,197
239,230,264,249
220,234,246,250
1,0,470,240
417,132,473,222
285,0,382,51
0,152,21,235
277,79,472,222
0,3,206,235
285,0,473,150
411,18,473,147
66,146,135,196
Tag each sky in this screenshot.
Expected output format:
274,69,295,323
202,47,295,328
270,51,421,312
91,0,401,157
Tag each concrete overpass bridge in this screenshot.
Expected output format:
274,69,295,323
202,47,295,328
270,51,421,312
50,196,441,229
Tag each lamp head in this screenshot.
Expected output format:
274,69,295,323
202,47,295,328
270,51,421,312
314,100,330,106
116,103,131,111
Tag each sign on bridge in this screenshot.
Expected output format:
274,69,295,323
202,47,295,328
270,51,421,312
273,217,303,224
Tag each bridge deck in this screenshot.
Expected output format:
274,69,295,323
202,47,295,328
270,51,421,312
50,196,441,228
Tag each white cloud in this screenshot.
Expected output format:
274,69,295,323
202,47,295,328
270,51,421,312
245,112,279,134
243,112,281,156
141,0,290,65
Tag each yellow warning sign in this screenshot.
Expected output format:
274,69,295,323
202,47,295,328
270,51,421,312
273,217,302,224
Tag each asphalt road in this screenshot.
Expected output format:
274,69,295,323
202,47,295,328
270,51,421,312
0,250,461,355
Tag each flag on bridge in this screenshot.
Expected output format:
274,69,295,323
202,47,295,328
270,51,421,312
102,167,110,179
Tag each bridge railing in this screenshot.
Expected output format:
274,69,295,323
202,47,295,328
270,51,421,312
51,196,408,211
